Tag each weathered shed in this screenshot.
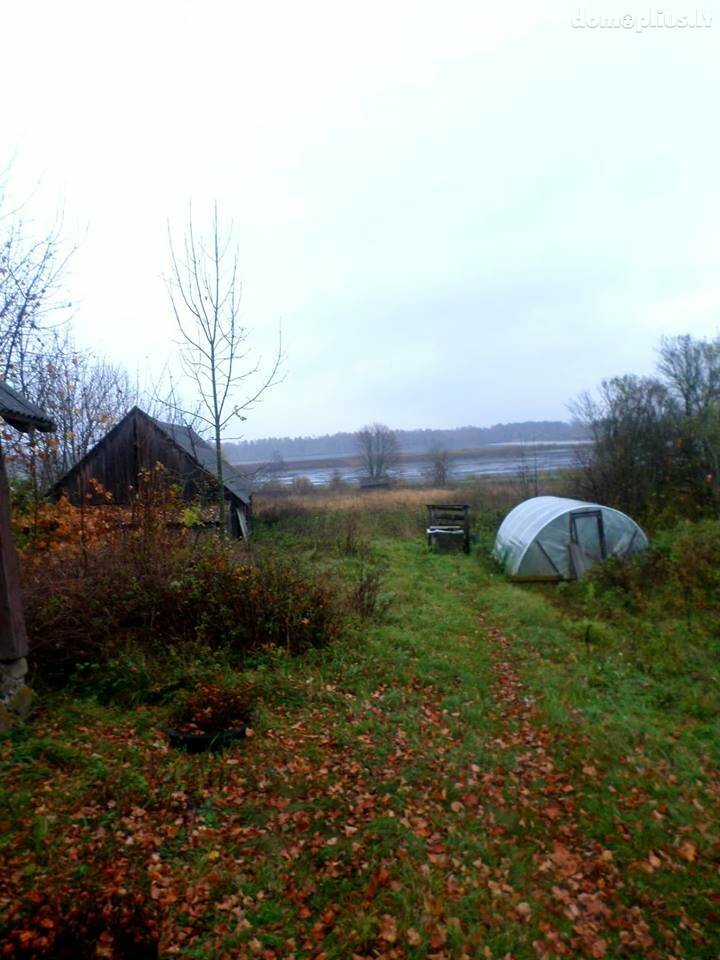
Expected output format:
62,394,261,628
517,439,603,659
49,406,251,539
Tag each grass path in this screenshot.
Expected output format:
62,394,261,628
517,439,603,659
479,614,651,958
2,539,719,959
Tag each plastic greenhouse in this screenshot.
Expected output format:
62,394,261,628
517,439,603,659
493,496,648,581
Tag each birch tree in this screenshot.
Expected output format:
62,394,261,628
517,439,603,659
166,203,282,535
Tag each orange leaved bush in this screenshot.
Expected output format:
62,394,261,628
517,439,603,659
17,480,343,682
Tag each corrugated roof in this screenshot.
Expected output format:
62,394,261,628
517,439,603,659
151,416,251,504
0,380,55,433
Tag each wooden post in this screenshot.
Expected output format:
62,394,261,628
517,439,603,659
0,444,28,659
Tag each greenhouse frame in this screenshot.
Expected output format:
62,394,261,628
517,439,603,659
493,496,648,581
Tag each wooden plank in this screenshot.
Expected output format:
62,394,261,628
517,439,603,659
510,575,563,583
0,445,28,659
236,505,249,541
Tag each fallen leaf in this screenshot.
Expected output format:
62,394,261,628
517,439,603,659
679,841,697,862
379,914,397,943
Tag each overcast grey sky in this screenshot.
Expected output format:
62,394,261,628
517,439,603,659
2,1,719,439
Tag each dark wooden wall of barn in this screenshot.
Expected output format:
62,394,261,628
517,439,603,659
51,410,249,523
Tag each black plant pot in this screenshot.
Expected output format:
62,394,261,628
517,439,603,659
164,721,252,753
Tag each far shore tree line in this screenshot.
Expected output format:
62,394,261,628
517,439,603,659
224,420,585,463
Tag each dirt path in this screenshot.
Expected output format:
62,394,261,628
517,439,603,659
478,613,684,960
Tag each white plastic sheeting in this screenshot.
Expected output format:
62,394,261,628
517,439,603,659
493,496,648,580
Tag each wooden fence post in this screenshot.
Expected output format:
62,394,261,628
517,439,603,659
0,443,28,660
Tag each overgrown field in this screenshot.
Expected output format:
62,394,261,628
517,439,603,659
2,489,719,959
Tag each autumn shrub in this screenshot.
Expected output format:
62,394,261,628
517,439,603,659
168,682,255,734
347,563,393,621
180,547,343,652
19,498,344,684
5,860,160,959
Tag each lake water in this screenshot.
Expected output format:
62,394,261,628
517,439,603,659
242,442,589,487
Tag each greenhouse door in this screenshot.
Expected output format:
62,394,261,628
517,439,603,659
569,510,606,577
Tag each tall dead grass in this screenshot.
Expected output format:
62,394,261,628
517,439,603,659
254,480,527,517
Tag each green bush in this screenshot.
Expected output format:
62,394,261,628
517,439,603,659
538,518,720,723
580,519,720,625
670,518,720,598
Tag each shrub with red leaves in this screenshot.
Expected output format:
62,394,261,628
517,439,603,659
169,683,254,735
5,874,160,959
18,495,344,683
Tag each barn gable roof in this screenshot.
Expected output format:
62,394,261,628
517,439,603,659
0,380,55,433
149,414,251,504
49,406,251,504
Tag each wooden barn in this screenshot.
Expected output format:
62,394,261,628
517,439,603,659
50,406,252,539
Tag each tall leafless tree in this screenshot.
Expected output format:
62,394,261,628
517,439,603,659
658,333,720,508
167,203,283,535
0,165,138,494
1,330,136,493
355,423,400,482
0,165,74,387
570,374,676,516
424,445,451,487
658,334,720,417
37,334,133,487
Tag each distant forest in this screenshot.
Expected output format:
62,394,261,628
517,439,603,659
224,420,587,464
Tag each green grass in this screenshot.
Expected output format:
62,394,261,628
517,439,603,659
2,501,720,958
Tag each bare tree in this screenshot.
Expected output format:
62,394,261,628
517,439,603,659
167,203,283,535
1,330,136,492
515,446,540,499
570,374,677,515
0,166,74,386
36,334,133,487
0,164,85,495
355,423,400,482
657,333,720,509
424,445,451,487
658,334,720,418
